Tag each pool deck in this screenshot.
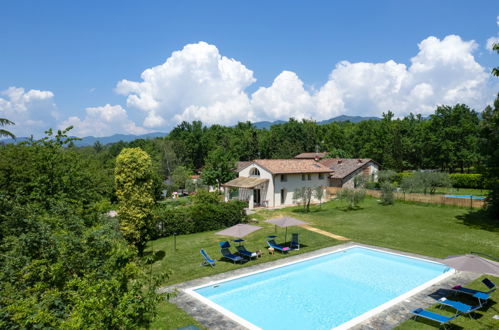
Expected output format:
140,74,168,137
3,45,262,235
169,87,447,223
159,242,479,330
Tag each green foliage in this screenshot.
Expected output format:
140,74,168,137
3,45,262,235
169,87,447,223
115,148,155,255
201,147,236,189
292,187,313,212
377,170,397,183
171,165,191,191
337,188,366,209
191,189,221,204
401,171,451,194
449,173,484,189
353,174,368,188
394,172,413,184
314,186,325,207
0,117,15,139
153,199,248,238
0,129,164,328
480,93,499,216
380,182,395,205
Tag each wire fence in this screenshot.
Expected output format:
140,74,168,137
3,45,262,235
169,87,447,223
326,187,485,208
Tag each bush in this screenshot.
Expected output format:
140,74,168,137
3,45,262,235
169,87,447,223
378,170,397,183
449,173,484,189
153,199,247,238
380,182,395,205
365,182,379,189
337,188,366,209
394,172,413,184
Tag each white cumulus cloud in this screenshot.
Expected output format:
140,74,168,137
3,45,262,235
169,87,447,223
113,36,494,129
59,104,149,137
116,41,256,127
0,86,58,137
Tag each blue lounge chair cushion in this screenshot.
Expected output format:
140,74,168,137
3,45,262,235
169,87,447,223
219,241,231,248
438,298,481,313
236,245,257,259
482,278,496,292
267,240,290,252
221,248,243,262
411,308,456,324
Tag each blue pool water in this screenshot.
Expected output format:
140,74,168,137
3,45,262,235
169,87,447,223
194,247,451,329
444,194,485,200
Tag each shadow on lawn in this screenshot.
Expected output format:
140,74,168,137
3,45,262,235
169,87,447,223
455,209,499,232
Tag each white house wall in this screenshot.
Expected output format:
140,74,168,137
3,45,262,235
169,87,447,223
273,173,329,207
238,164,274,207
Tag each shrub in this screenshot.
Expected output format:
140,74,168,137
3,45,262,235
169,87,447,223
153,199,247,238
394,172,413,184
401,171,451,194
380,182,395,205
337,188,366,209
449,173,484,189
378,170,397,183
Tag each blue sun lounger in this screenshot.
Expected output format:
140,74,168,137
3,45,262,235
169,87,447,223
411,308,459,328
451,278,496,305
200,249,216,267
267,239,290,253
221,248,243,264
437,297,482,318
236,245,257,260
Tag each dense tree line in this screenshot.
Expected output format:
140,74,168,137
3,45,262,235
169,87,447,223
0,129,165,328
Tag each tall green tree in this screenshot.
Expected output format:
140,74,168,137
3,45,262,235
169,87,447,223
115,148,155,255
201,147,236,190
0,118,15,139
481,93,499,217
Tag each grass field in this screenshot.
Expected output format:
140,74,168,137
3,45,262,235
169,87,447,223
146,197,498,329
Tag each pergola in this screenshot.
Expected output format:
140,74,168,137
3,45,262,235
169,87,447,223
222,176,269,209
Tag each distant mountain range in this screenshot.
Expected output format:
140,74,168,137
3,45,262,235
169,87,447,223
1,115,379,146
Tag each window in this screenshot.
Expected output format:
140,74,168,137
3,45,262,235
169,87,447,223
307,174,312,180
250,168,260,177
281,174,287,182
301,174,306,181
319,173,324,180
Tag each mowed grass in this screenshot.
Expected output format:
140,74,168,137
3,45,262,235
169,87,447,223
147,197,499,329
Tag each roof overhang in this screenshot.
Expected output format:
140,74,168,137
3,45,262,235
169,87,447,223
222,176,269,189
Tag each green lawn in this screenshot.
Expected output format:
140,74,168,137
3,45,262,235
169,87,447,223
147,197,498,329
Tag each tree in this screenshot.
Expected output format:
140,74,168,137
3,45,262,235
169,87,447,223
337,188,366,210
481,93,499,217
402,171,451,195
314,186,325,208
201,147,236,190
115,148,155,256
380,182,395,205
171,165,191,192
0,118,15,139
292,186,313,212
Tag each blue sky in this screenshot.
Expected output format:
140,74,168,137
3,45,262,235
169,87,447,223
1,0,498,137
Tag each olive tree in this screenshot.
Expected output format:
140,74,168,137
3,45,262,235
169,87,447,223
115,148,155,256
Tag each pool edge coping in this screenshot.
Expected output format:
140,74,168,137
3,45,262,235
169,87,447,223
162,242,475,329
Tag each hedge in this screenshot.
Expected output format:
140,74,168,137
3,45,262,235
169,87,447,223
153,200,248,238
449,173,484,189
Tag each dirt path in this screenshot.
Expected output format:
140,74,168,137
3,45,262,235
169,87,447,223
300,224,350,241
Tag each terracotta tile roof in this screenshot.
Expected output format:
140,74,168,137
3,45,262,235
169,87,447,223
253,159,332,174
294,152,328,159
235,161,253,172
320,158,375,178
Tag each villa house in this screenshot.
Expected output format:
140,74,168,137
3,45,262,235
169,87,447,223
223,159,331,209
320,158,379,188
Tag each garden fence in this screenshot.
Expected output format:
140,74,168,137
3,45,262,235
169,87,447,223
326,187,485,208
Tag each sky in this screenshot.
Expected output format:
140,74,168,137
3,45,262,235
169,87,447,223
1,0,499,137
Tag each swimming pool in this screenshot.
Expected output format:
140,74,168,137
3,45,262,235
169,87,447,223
187,246,453,330
444,194,485,199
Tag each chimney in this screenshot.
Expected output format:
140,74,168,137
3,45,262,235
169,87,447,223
338,159,342,164
314,155,320,162
358,159,363,163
